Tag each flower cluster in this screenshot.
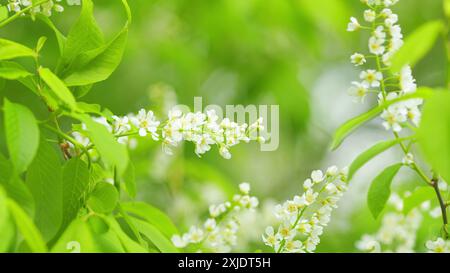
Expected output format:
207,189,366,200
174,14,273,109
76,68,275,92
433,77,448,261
347,0,422,132
5,0,80,17
70,108,264,159
426,238,450,253
262,166,348,253
355,193,423,252
171,183,259,252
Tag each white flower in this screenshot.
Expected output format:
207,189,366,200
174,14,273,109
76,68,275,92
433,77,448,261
364,9,376,22
348,81,369,103
194,133,214,155
171,234,188,248
239,182,251,194
360,69,383,87
187,226,204,243
426,238,449,253
219,146,231,159
285,240,305,253
381,106,407,132
350,53,366,66
262,226,279,248
131,109,160,139
204,219,216,232
399,65,417,94
369,37,385,55
112,115,131,134
347,17,361,32
356,235,381,253
311,170,324,183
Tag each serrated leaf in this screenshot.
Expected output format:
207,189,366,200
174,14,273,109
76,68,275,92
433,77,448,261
131,217,179,253
348,138,406,181
78,114,129,175
26,139,63,241
87,182,118,214
61,157,89,231
121,202,179,239
403,186,436,214
7,199,47,253
418,90,450,184
58,0,104,75
63,25,128,87
3,99,40,173
390,21,444,73
62,0,131,87
38,67,77,110
367,163,403,219
0,61,32,80
0,39,36,60
331,88,432,150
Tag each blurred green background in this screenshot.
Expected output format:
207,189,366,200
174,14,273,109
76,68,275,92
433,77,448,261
0,0,448,252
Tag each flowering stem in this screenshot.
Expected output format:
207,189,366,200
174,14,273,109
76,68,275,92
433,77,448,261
431,178,449,239
0,0,49,28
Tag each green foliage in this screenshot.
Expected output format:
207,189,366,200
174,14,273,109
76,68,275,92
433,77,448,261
61,157,89,230
418,90,450,183
0,62,32,80
87,182,119,214
331,89,432,150
7,199,47,253
121,202,179,239
403,186,436,215
3,99,40,173
38,67,77,110
122,162,136,198
26,139,63,241
0,38,36,60
78,114,129,175
348,139,407,181
367,163,403,219
131,217,179,253
390,20,443,72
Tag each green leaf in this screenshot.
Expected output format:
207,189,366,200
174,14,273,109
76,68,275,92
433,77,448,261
87,182,119,214
38,67,77,110
102,215,148,253
0,6,8,22
61,157,89,230
0,153,35,216
51,218,96,253
418,90,450,183
7,199,47,253
390,21,444,73
331,88,432,150
63,25,128,87
0,39,36,61
122,162,136,198
78,114,129,175
87,216,125,252
367,163,403,219
58,0,104,75
131,217,179,253
348,138,406,181
26,139,63,241
0,187,15,252
403,186,436,214
36,36,47,53
62,0,131,87
3,99,40,173
36,15,66,55
0,61,32,80
121,202,179,239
